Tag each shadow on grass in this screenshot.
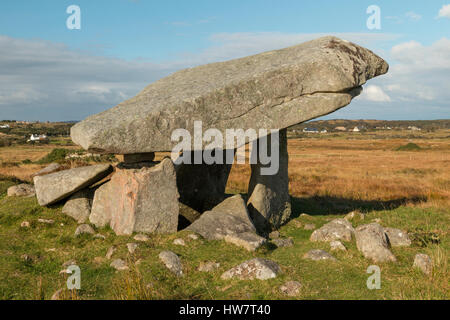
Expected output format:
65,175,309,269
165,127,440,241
290,195,427,217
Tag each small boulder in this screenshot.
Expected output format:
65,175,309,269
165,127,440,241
188,233,199,240
310,218,354,242
38,218,54,224
110,259,129,271
272,238,294,248
133,234,150,242
355,223,396,263
75,224,95,236
105,246,116,259
173,238,186,246
330,240,347,252
384,227,411,247
159,251,183,277
221,258,281,280
303,249,336,261
413,253,432,275
344,211,365,221
187,195,265,251
7,184,35,197
20,221,30,228
280,281,302,296
62,189,94,223
198,261,220,272
127,243,138,254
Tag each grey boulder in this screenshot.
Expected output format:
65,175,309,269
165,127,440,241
303,249,337,261
413,253,432,275
310,218,355,242
71,36,388,154
7,184,35,197
159,250,183,277
186,194,266,251
384,227,411,247
221,258,281,280
355,223,396,263
62,189,94,223
34,164,112,206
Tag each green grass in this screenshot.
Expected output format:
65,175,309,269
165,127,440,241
0,185,448,300
395,143,422,151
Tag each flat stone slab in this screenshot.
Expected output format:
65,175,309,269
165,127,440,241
221,258,281,280
34,164,112,206
303,249,337,261
71,36,388,154
31,163,62,178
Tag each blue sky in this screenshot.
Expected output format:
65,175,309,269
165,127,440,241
0,0,449,121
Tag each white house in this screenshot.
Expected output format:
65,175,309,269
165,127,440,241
0,124,10,129
352,126,360,132
28,134,48,142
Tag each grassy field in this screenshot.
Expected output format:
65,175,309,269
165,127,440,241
0,130,448,300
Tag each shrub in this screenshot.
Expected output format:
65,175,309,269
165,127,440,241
36,148,69,164
395,143,422,151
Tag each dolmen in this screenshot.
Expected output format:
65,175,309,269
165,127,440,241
35,36,388,247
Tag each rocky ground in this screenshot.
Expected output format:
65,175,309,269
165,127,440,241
0,187,447,299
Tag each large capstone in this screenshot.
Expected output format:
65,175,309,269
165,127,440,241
70,36,388,154
247,129,291,233
89,158,179,235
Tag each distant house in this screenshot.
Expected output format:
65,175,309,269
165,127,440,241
352,126,360,132
303,128,319,133
320,129,328,133
27,134,49,142
408,126,421,131
334,126,347,132
0,124,10,128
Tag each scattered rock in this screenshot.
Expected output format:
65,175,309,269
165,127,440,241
7,184,35,197
198,261,220,272
248,129,291,232
384,227,411,247
89,158,179,235
110,259,129,271
304,223,316,230
133,234,149,242
413,253,432,275
224,232,267,252
127,243,138,254
38,218,54,224
303,249,337,261
20,221,30,228
280,281,302,296
32,163,62,178
345,211,365,221
355,223,396,263
330,240,347,252
93,256,104,264
188,233,199,240
221,258,281,280
291,220,302,228
310,218,354,242
74,224,95,236
272,238,294,248
187,195,265,251
62,189,94,223
269,231,280,239
159,251,183,277
173,238,186,246
106,246,116,259
34,164,112,206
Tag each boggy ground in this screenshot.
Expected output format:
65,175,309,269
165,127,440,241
0,130,448,300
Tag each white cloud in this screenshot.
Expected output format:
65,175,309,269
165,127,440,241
0,35,175,120
405,11,422,21
358,85,391,102
438,4,450,18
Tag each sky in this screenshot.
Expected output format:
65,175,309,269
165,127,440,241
0,0,449,121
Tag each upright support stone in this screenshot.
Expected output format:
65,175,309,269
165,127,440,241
175,150,232,213
247,129,291,233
